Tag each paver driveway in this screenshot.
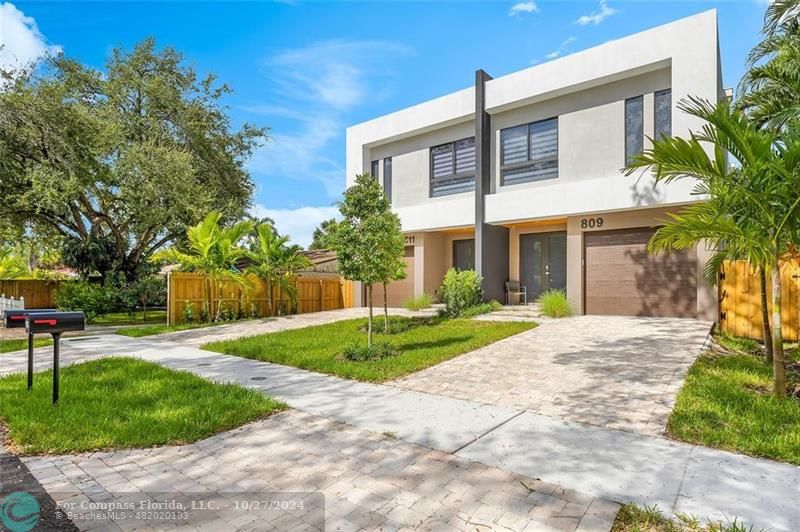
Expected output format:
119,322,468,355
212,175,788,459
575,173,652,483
394,315,712,436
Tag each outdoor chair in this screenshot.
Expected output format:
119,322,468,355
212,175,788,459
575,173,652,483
505,281,527,306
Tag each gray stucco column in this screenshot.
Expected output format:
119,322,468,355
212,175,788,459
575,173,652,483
474,69,509,302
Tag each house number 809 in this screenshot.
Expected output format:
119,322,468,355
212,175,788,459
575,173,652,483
580,217,604,229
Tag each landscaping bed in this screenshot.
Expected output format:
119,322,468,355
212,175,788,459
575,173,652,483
668,334,800,465
204,316,534,381
92,310,166,326
0,357,284,455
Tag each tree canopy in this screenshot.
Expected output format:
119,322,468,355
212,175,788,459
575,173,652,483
309,218,340,250
0,38,268,281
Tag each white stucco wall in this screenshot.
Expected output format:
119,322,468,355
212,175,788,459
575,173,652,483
345,9,722,232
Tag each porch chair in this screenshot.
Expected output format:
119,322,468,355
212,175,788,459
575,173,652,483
505,280,527,306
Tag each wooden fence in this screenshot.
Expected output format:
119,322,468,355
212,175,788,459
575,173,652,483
167,271,355,325
718,261,800,341
0,280,62,309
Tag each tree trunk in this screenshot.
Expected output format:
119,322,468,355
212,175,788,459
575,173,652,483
367,284,373,347
771,265,787,397
267,279,274,317
278,285,284,316
759,266,773,364
215,281,223,322
383,282,389,333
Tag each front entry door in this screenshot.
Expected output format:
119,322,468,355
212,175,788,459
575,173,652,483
520,232,567,299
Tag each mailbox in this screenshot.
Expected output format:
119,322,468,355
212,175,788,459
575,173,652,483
25,311,86,335
3,309,57,329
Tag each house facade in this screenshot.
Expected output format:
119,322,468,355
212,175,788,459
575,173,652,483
346,10,724,319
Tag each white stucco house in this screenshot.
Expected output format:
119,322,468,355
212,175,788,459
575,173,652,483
346,10,724,319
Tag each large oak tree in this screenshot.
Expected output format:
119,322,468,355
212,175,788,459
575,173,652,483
0,39,267,281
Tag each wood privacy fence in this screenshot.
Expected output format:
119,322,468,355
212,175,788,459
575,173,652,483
167,271,355,325
718,261,800,341
0,280,62,309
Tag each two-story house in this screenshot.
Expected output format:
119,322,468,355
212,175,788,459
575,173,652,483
346,10,724,320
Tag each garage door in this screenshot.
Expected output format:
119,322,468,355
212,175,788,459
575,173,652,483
584,227,697,318
372,246,415,307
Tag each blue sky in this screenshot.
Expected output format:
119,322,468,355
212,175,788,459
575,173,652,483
2,0,766,246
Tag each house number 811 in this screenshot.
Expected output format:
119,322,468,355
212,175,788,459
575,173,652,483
580,217,604,229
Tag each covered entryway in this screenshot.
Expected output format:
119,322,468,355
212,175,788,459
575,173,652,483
519,232,567,299
372,246,415,307
584,227,697,317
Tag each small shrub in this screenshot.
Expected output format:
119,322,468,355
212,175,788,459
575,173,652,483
183,301,196,323
341,341,398,361
439,268,482,317
459,300,503,318
54,281,117,322
404,293,434,311
537,289,573,318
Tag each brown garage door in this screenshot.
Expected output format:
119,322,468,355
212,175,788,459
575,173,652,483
584,227,697,318
371,246,415,307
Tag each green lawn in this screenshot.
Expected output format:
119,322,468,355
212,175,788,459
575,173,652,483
204,316,535,382
668,334,800,464
0,357,284,455
116,321,221,338
0,338,53,354
93,310,167,326
612,503,751,532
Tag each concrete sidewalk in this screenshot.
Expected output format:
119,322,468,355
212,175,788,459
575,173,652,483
2,323,799,530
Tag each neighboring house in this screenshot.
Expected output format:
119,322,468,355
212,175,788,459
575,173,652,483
346,10,723,319
299,249,340,278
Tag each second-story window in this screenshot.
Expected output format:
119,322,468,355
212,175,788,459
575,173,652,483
370,160,379,179
654,89,671,140
430,137,476,197
500,117,558,186
625,96,644,165
383,157,392,202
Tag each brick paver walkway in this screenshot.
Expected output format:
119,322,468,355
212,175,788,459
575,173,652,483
21,410,618,531
393,315,711,436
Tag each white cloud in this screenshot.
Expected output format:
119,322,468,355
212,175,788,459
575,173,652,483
0,2,61,71
509,1,538,17
246,39,412,200
250,204,339,248
544,36,576,60
575,0,617,25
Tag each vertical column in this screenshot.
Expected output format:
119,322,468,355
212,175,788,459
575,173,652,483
474,69,509,302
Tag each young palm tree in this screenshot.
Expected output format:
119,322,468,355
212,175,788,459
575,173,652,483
626,97,800,396
0,248,27,279
273,249,311,315
246,223,289,316
153,212,253,321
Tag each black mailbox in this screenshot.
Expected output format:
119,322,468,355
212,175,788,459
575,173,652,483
23,310,86,405
3,309,57,329
25,311,85,335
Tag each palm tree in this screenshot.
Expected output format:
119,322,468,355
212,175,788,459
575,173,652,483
625,97,800,397
153,212,253,321
246,223,288,316
0,248,27,279
273,247,311,315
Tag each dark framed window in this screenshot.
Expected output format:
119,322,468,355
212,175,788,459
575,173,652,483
500,117,558,186
430,137,476,197
383,157,392,202
654,89,671,140
370,160,379,179
625,96,644,165
452,238,475,271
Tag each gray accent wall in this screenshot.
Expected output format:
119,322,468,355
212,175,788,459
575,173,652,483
474,69,510,302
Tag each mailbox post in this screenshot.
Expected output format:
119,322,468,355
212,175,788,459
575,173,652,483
24,311,86,405
2,309,56,391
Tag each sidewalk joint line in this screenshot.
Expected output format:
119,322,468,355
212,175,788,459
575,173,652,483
451,409,526,454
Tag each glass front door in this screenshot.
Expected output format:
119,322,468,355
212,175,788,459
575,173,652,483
519,232,567,299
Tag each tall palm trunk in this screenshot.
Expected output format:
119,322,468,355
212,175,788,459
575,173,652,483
759,265,774,363
367,284,373,347
215,280,224,322
277,285,284,316
771,265,787,397
383,281,389,333
267,279,274,317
